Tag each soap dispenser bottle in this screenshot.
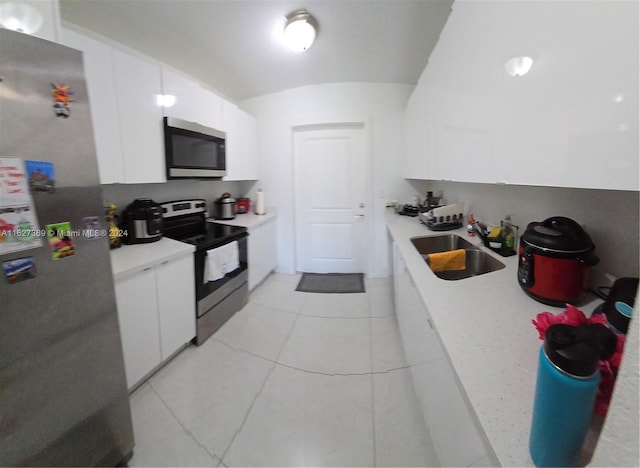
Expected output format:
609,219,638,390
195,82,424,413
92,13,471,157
502,214,514,252
466,214,475,236
529,323,616,467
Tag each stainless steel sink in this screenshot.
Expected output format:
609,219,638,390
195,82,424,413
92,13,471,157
410,234,505,280
411,234,477,254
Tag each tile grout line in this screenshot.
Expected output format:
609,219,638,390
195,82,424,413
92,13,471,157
217,302,304,465
147,381,224,466
369,307,378,467
213,334,412,377
135,277,405,467
251,296,393,321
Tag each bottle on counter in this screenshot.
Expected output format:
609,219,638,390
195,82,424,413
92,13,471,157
466,214,475,236
501,215,514,252
529,323,616,467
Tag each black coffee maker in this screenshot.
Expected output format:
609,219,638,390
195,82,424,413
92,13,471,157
119,198,163,244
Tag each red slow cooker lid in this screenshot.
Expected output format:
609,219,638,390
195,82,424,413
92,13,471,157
521,216,594,254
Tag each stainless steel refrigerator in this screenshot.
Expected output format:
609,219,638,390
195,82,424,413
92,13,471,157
0,29,134,466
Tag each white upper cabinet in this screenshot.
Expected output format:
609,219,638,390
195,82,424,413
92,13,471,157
61,26,257,184
160,68,223,130
404,83,432,180
237,108,258,180
410,1,639,190
112,49,166,183
61,27,166,184
60,28,124,184
222,100,259,181
198,89,223,131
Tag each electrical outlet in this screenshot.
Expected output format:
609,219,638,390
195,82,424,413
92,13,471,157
603,272,618,287
589,267,618,294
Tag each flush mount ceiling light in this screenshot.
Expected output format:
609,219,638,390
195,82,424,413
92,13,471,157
0,2,43,34
283,9,318,52
504,56,533,77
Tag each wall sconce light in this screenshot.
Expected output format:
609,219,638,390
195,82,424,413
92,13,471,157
0,2,43,35
504,56,533,77
283,9,318,52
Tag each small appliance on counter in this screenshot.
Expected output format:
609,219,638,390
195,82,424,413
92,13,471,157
395,204,420,217
213,192,236,220
119,198,163,244
396,193,442,217
518,216,599,306
418,202,465,231
235,197,251,214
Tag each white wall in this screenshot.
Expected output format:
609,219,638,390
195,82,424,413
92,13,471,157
241,82,414,277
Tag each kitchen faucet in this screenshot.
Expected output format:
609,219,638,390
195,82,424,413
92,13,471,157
473,220,489,243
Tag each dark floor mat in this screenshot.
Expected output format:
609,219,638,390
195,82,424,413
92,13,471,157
295,273,365,294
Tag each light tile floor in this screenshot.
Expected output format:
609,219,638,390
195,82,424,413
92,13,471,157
128,273,440,467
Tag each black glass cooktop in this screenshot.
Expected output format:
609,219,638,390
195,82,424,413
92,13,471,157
167,221,246,250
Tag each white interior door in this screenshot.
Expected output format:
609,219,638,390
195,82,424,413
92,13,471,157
294,125,368,273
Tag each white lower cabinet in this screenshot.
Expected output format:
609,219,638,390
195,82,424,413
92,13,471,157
114,254,195,390
392,241,489,467
114,267,161,390
248,217,277,290
155,255,196,358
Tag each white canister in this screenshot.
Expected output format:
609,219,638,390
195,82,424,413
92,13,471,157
254,189,266,215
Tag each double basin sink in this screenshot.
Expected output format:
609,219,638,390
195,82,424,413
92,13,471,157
411,234,505,280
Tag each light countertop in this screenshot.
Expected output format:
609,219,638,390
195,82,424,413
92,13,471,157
385,210,600,467
207,209,276,230
110,237,195,281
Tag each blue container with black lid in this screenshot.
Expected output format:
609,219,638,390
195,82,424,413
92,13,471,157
529,323,617,467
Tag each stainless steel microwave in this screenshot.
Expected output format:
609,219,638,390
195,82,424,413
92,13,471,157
164,117,226,179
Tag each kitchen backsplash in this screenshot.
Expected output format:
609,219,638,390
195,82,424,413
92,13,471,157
101,179,255,219
407,180,640,286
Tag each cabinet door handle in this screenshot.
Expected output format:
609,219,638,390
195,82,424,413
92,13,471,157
427,318,434,330
143,267,152,272
161,261,169,265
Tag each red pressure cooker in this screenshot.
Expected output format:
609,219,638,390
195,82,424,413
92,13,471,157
517,217,599,306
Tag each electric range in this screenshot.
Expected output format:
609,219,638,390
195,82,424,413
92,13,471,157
161,199,248,345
